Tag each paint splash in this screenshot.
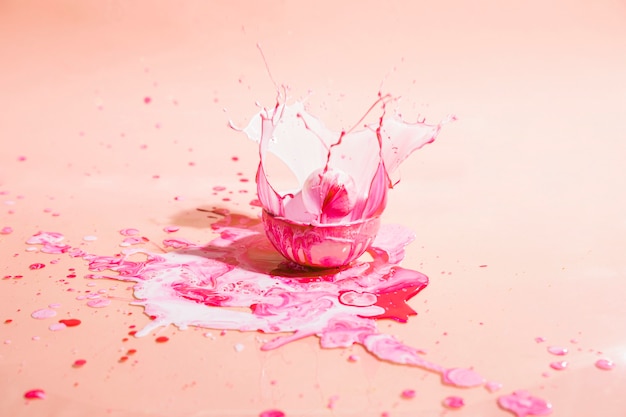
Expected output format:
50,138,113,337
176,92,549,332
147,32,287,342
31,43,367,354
26,210,482,386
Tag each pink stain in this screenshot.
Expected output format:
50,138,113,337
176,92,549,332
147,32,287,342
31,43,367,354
442,396,465,409
259,410,285,417
546,346,568,356
595,359,615,370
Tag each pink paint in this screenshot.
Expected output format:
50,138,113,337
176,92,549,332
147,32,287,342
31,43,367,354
31,308,57,319
259,410,285,417
163,226,180,233
595,359,615,370
549,361,568,370
86,298,111,308
73,359,87,368
442,396,465,409
401,389,416,399
28,214,483,383
443,367,485,388
0,226,13,234
29,263,46,270
237,92,445,267
546,346,567,356
119,228,139,236
534,337,546,343
24,389,46,400
485,381,503,393
497,391,552,417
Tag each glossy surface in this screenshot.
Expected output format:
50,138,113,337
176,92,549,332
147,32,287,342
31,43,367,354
1,1,626,416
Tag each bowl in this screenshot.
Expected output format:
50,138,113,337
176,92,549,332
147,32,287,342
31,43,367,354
261,210,381,268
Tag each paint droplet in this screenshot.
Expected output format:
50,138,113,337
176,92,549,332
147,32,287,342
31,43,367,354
347,354,360,362
0,226,13,234
29,263,46,270
163,226,180,233
442,396,465,409
485,381,503,393
31,309,57,319
234,343,245,352
549,361,568,370
119,228,139,236
73,359,87,368
87,298,111,308
595,359,615,370
59,319,81,327
49,323,66,331
401,389,416,399
442,368,485,387
497,390,552,417
547,346,568,356
259,410,284,417
535,336,546,343
24,389,46,400
155,336,169,343
144,97,151,104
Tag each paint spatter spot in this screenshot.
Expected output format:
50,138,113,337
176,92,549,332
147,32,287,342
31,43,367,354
144,97,152,104
485,381,503,393
549,361,568,371
401,389,416,399
73,359,87,368
347,354,360,362
442,396,465,409
546,346,568,356
327,395,339,409
24,389,46,400
442,368,485,388
163,226,180,233
535,337,546,343
497,390,552,417
59,319,81,327
595,359,615,370
119,228,139,236
259,410,284,417
0,226,13,234
49,323,66,331
87,298,111,308
31,309,57,319
29,263,46,270
155,336,169,343
4,319,12,324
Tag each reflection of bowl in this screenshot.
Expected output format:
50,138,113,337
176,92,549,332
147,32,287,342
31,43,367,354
261,210,381,268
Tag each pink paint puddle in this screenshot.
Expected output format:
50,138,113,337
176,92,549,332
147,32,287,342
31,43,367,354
497,390,552,417
546,346,567,356
549,361,568,371
26,212,482,386
401,389,416,399
24,389,46,400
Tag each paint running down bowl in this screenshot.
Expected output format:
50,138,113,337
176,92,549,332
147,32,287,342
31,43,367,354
262,210,380,268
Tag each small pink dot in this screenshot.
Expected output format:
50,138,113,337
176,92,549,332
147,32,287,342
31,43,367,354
442,396,464,409
24,389,46,400
144,97,151,104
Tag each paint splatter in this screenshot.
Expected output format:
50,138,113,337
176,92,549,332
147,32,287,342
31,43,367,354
26,213,481,386
155,336,169,343
59,318,81,327
259,410,285,417
31,309,57,319
549,361,568,371
24,389,46,400
497,390,552,417
595,359,615,370
442,396,465,409
401,389,416,399
546,346,567,356
73,359,87,368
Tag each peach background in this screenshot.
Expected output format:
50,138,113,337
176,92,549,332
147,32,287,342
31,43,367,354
1,1,625,416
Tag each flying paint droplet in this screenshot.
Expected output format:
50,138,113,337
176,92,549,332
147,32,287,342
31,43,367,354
24,389,46,399
595,359,615,370
442,396,465,409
